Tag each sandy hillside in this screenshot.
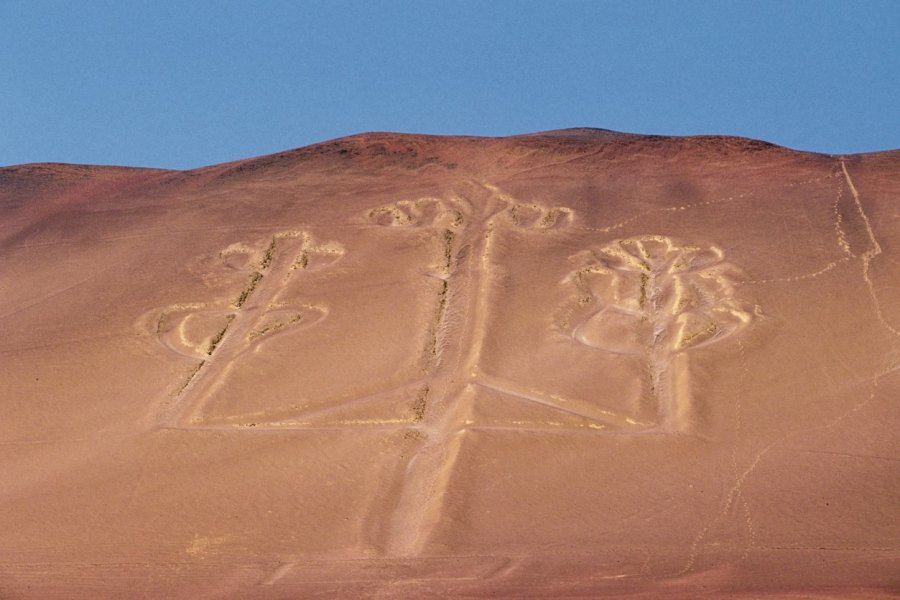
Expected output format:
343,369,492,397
1,129,898,598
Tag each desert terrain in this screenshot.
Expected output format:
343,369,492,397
1,129,898,598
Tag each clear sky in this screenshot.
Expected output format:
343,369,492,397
2,0,899,169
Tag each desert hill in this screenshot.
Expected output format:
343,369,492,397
1,130,898,598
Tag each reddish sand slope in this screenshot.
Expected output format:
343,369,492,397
1,130,898,598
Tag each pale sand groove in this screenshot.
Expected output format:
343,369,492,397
733,339,758,564
564,235,752,433
122,176,871,570
382,182,601,555
678,353,899,577
740,257,850,285
159,423,413,434
384,184,767,555
676,362,899,578
157,234,318,427
382,187,497,556
839,159,900,338
832,179,856,258
195,382,428,429
689,436,780,572
473,377,641,429
6,134,900,596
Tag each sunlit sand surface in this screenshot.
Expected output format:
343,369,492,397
1,129,898,598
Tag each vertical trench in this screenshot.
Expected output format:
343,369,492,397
382,190,501,556
159,235,307,427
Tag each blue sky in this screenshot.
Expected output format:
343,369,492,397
2,0,899,169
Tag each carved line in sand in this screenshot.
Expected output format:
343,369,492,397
562,235,752,433
366,197,464,230
445,186,635,427
368,187,621,557
144,191,755,565
146,199,469,432
150,230,343,427
365,197,466,379
355,194,755,561
356,192,659,440
503,202,573,230
366,192,627,435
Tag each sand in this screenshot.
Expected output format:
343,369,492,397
1,129,898,598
